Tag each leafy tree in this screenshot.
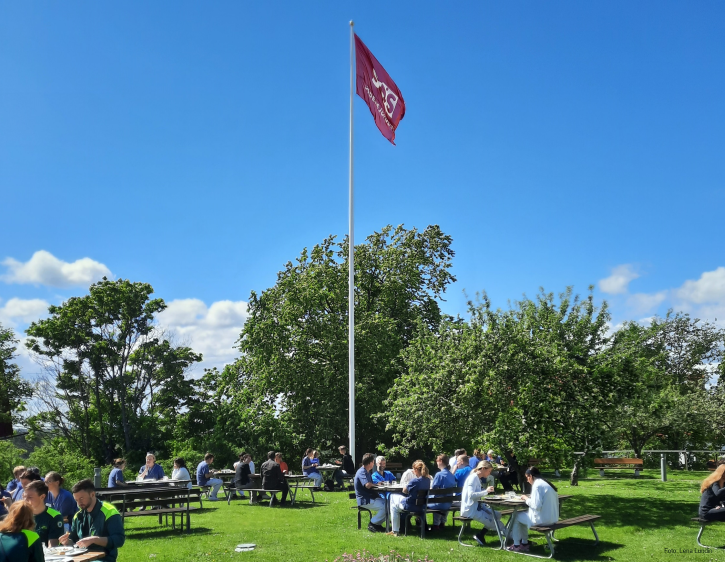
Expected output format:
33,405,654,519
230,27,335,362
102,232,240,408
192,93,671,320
25,278,201,463
0,441,26,483
0,323,32,437
226,225,455,461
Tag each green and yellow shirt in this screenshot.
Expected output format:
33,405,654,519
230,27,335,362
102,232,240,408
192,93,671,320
0,529,44,562
35,505,64,545
70,500,125,562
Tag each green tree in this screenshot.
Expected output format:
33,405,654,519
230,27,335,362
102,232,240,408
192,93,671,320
226,225,455,461
0,323,32,437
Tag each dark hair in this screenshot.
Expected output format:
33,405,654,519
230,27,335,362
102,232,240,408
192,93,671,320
204,452,214,461
28,467,41,476
459,455,470,465
71,479,96,494
305,448,313,456
437,454,449,466
25,479,49,498
239,451,247,460
112,458,125,467
174,457,186,468
19,470,41,483
454,448,466,457
525,466,558,492
361,453,376,467
45,472,64,485
267,451,276,460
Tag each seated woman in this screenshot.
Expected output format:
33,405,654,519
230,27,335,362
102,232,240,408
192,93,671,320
0,501,44,562
107,458,127,488
234,454,258,503
172,458,193,489
699,465,725,521
45,472,76,532
461,460,503,546
509,467,559,552
302,448,323,488
387,460,431,536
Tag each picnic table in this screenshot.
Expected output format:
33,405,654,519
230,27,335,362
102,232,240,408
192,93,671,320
126,478,191,487
372,483,405,532
44,551,105,561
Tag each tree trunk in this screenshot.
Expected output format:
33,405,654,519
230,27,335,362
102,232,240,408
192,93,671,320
570,457,580,486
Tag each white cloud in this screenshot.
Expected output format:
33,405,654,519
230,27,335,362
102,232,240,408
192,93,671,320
1,250,111,287
157,299,248,371
0,297,50,327
599,264,640,295
626,291,668,315
675,267,725,305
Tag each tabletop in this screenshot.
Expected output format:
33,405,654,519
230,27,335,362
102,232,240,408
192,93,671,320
127,479,191,486
44,550,105,562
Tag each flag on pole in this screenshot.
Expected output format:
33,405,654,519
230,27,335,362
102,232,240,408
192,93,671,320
354,34,405,145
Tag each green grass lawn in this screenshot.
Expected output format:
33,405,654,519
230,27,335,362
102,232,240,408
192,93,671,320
119,471,725,561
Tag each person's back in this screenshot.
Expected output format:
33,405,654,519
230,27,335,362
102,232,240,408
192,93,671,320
402,475,430,512
0,531,43,562
455,465,472,487
261,459,283,489
528,478,559,525
235,462,251,488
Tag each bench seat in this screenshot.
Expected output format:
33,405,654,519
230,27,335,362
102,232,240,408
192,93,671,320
691,516,725,549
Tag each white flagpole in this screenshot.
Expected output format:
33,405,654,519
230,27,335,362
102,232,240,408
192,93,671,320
348,20,356,466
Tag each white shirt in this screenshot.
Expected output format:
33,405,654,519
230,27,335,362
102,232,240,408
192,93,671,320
172,467,192,489
399,469,415,487
449,456,458,470
461,470,490,517
525,478,559,526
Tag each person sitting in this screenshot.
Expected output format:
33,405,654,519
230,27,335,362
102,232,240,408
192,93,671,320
699,465,725,521
429,454,457,531
59,479,125,561
487,449,503,464
13,471,41,505
6,466,25,494
387,460,431,536
508,467,559,552
302,448,323,488
454,455,473,487
138,453,165,480
196,453,223,501
0,483,11,517
498,451,519,492
461,460,504,546
449,449,466,470
44,473,76,531
234,454,258,503
0,501,44,562
108,458,127,488
354,453,387,532
23,480,64,547
172,458,193,489
333,445,355,489
261,451,289,505
469,449,485,469
371,456,396,499
275,453,289,475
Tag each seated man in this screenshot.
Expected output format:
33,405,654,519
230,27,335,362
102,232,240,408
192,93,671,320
6,466,25,493
234,454,258,503
261,451,289,505
454,455,473,487
333,445,355,488
302,448,323,488
371,456,396,499
354,453,387,533
23,480,64,546
196,453,223,501
59,479,125,562
429,454,457,530
138,453,165,480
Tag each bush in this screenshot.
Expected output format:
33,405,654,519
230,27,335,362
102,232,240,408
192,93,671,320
26,440,95,487
0,441,26,484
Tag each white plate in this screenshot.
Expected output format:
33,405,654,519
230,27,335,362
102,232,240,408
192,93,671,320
46,547,88,556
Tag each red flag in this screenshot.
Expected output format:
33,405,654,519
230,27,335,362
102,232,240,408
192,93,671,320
355,34,405,145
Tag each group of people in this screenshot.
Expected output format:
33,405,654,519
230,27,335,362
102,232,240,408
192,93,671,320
0,465,125,562
447,448,519,492
353,451,560,552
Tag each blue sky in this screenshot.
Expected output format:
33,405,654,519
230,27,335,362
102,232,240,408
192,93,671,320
1,1,724,374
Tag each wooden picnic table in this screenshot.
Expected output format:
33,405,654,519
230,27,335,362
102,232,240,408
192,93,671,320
126,479,191,487
44,549,105,561
372,483,405,532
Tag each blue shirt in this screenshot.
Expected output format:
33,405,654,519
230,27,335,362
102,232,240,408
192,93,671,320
196,461,212,486
108,468,125,488
454,466,472,487
47,487,78,521
371,469,396,499
429,468,457,511
353,466,379,505
469,456,481,469
6,479,19,493
402,476,430,512
0,490,10,516
139,463,165,480
10,484,23,502
302,456,319,476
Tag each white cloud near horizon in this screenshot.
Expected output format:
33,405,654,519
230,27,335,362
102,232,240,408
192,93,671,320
156,298,248,371
676,267,725,305
1,250,111,287
0,297,50,328
599,264,640,295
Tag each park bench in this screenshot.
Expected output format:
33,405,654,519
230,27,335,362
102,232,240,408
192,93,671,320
97,487,202,533
527,459,543,467
397,486,461,539
349,492,374,530
594,458,643,477
529,514,601,558
387,462,403,477
691,516,725,549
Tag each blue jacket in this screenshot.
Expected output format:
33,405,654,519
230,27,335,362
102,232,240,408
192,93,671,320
354,466,380,505
429,468,457,511
454,466,472,487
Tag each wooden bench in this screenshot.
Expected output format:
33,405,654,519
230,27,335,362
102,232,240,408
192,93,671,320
349,492,373,530
98,488,202,533
691,516,725,549
527,459,544,467
530,514,601,558
594,458,643,477
234,488,285,507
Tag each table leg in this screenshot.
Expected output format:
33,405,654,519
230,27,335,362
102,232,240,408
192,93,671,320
290,480,300,506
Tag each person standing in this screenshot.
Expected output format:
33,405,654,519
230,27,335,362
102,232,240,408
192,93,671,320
0,502,44,562
59,479,125,561
138,453,165,480
196,453,223,501
429,454,457,530
354,453,386,533
261,451,289,505
23,480,64,547
6,467,25,494
699,465,725,521
508,467,559,552
107,459,127,488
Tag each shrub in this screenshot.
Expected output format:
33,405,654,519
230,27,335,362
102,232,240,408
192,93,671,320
26,440,95,487
0,441,26,484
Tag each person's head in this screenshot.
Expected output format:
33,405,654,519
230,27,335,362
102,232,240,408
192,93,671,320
701,465,725,493
525,466,541,485
313,450,319,459
472,448,482,459
146,453,156,466
23,480,49,513
239,451,247,460
361,453,376,469
45,472,64,491
275,452,283,462
174,457,186,469
339,446,347,455
267,451,276,461
204,453,214,465
487,450,496,459
475,460,493,479
0,501,35,533
305,448,314,458
375,456,386,472
19,470,41,489
454,448,466,458
113,458,126,469
436,454,449,469
457,455,469,468
412,460,426,478
72,479,97,511
12,465,26,479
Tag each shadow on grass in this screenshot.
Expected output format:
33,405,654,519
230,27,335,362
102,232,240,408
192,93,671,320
126,526,214,538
